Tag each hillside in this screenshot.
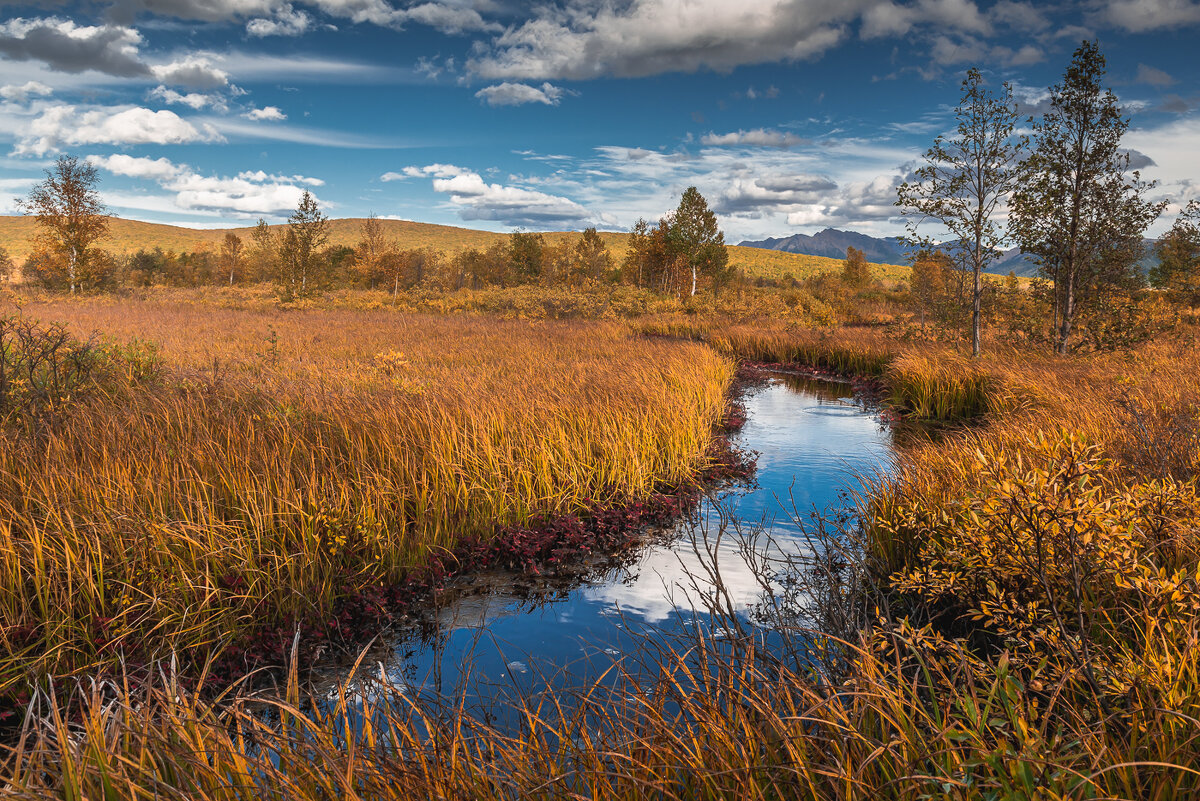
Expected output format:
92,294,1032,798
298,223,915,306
0,216,902,283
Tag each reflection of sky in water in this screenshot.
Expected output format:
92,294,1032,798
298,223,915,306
374,376,893,707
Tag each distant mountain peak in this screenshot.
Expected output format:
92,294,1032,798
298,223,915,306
738,228,907,265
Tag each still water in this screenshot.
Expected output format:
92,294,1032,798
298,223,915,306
331,373,892,713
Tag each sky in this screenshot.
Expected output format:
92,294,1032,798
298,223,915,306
0,0,1197,243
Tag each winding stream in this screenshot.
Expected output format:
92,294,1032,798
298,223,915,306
325,373,893,720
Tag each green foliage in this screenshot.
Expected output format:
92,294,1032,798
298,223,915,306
1010,41,1166,354
508,231,546,284
1151,199,1200,303
279,191,330,298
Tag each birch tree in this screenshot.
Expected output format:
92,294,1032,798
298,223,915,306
897,69,1024,357
21,156,110,295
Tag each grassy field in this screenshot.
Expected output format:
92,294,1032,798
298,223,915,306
0,215,903,282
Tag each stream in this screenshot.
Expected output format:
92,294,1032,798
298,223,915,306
322,373,894,723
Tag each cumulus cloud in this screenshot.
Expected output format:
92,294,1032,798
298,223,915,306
861,0,990,38
0,17,231,90
0,81,53,103
474,81,565,106
244,106,287,121
247,4,312,36
149,85,227,111
87,153,184,181
714,174,839,214
150,55,229,89
465,0,1036,82
701,129,809,148
404,163,593,226
88,153,321,216
0,17,147,77
15,105,218,156
467,0,863,81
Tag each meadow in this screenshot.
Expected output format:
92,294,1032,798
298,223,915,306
2,281,1200,799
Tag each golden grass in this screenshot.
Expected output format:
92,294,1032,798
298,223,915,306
0,215,904,282
0,295,733,686
7,288,1200,799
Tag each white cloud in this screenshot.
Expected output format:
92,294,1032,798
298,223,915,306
89,153,322,217
0,81,52,103
247,4,312,36
861,0,990,38
701,129,808,148
405,163,593,226
15,105,218,156
86,154,185,181
0,17,147,78
468,1,863,81
244,106,288,121
1101,0,1200,31
474,81,565,107
149,86,228,111
465,0,1014,82
151,55,230,89
111,0,499,34
237,169,324,186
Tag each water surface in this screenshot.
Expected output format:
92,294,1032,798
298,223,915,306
332,374,892,714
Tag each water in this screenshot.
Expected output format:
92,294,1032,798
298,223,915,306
326,373,893,715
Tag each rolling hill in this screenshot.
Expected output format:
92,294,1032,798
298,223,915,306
0,216,901,283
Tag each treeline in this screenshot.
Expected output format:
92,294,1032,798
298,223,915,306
9,160,736,301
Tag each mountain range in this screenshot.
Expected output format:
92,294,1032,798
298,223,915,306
737,227,1162,278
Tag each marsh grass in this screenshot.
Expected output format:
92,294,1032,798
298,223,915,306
0,298,733,689
6,291,1200,799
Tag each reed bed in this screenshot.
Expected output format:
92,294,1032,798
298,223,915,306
0,297,733,688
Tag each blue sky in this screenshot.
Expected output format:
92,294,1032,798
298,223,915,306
0,0,1197,242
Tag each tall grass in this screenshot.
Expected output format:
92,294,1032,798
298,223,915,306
7,292,1200,799
0,298,733,688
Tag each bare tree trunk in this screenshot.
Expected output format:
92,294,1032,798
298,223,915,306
690,264,697,297
69,247,77,295
1058,270,1075,354
972,264,982,357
